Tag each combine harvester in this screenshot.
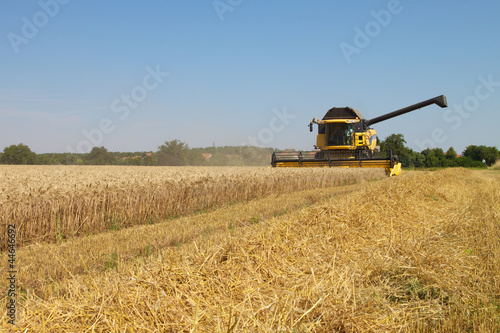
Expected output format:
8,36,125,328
271,95,448,176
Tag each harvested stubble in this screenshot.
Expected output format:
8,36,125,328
1,183,362,298
0,165,384,249
3,168,499,332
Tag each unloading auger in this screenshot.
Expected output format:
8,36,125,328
271,95,448,176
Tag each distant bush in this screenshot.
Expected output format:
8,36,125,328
463,145,499,166
450,156,487,169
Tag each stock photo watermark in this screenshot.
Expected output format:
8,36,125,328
339,0,410,64
213,0,244,21
6,225,17,325
66,65,168,154
240,107,296,147
414,74,500,150
7,0,71,54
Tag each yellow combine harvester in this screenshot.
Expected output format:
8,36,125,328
271,95,448,176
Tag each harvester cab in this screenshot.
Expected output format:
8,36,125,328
271,95,448,176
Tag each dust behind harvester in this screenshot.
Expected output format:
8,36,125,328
271,95,448,176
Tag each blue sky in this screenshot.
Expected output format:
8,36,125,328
1,0,499,153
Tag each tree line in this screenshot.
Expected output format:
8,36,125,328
380,134,498,168
0,140,275,166
0,135,498,168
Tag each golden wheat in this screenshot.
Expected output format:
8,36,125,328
0,165,384,249
2,168,499,332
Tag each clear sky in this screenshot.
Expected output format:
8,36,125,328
1,0,499,154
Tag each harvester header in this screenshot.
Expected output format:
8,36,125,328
271,95,448,176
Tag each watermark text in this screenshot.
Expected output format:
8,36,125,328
213,0,244,21
7,0,71,54
241,107,296,147
414,74,500,150
66,65,168,154
340,0,408,64
7,225,16,325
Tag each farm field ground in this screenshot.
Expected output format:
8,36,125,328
1,166,499,332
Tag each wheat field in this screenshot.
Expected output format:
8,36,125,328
0,165,384,250
1,166,499,331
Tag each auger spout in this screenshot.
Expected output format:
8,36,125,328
365,95,447,126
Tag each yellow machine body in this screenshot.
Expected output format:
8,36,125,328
314,119,378,152
271,95,448,176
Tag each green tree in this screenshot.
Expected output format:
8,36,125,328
156,140,190,166
143,154,157,166
483,146,500,166
0,144,37,164
124,157,142,166
445,147,458,167
408,150,425,168
463,145,482,162
86,146,115,165
445,147,457,160
421,148,447,168
187,149,206,166
455,156,487,168
379,134,413,167
463,145,499,166
60,153,78,165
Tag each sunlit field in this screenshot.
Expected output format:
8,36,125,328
0,165,384,249
1,166,499,331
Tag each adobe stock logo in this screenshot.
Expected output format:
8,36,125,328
414,74,500,150
240,108,296,147
213,0,244,21
66,65,168,154
7,0,71,54
339,0,410,64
